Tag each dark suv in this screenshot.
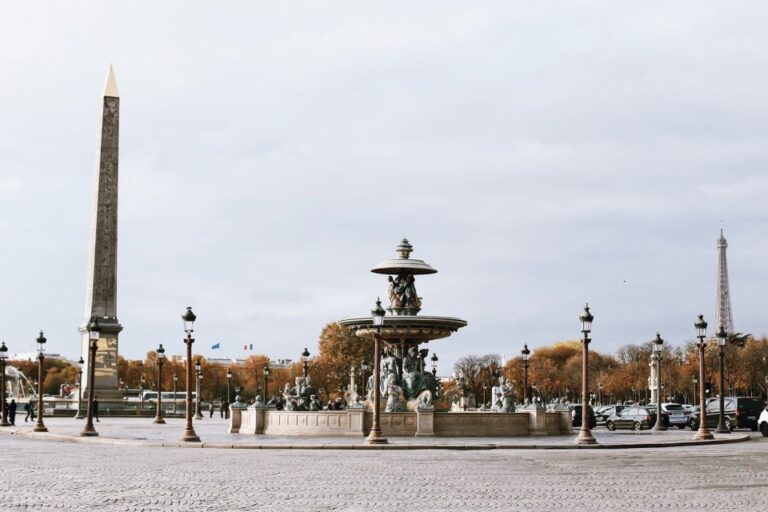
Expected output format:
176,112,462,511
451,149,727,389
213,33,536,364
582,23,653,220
571,404,597,429
689,397,765,431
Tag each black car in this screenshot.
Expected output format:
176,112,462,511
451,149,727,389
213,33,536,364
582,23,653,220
605,406,669,431
571,404,597,429
688,397,765,431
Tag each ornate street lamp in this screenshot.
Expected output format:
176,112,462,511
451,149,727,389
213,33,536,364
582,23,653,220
576,303,596,445
652,333,667,432
138,374,146,416
694,315,714,440
692,374,697,406
154,344,166,424
226,369,233,404
33,331,48,432
482,384,488,409
301,348,310,378
431,352,438,377
521,344,531,403
715,325,729,434
366,298,388,444
181,307,200,442
81,318,100,436
74,357,85,419
0,342,9,427
598,382,604,407
194,358,203,420
263,364,270,403
172,373,178,415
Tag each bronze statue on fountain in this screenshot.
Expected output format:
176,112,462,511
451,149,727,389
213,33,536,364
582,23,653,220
342,239,467,411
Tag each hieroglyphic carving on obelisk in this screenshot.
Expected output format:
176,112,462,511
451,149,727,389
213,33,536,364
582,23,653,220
79,65,123,394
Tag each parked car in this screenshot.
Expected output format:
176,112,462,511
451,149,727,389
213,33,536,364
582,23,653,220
688,397,764,431
571,404,597,429
758,407,768,437
605,406,668,431
595,405,627,425
723,397,764,430
661,403,690,429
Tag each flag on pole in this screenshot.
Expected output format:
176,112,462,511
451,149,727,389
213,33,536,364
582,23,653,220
249,343,253,350
211,343,220,350
243,344,247,350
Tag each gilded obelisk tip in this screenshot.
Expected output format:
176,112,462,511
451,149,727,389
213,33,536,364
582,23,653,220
103,64,119,98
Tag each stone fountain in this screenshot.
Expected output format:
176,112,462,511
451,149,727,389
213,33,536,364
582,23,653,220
339,239,467,411
230,239,571,438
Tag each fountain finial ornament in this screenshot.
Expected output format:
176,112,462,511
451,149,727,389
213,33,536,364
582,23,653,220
396,238,413,259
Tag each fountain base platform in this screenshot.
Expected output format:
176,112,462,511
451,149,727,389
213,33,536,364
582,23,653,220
229,408,571,438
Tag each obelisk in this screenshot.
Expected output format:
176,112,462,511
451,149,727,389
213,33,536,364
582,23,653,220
79,65,122,396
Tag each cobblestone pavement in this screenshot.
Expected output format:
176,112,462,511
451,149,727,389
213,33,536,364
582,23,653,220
1,416,749,448
1,421,767,511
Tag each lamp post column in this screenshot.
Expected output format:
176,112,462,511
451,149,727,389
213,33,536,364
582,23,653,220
652,333,667,432
521,344,530,404
692,376,697,407
33,332,48,433
74,357,84,419
576,304,596,445
694,315,714,440
715,325,729,434
154,344,166,424
81,318,100,437
263,364,270,403
195,364,203,420
181,307,200,442
0,342,8,427
366,298,388,445
173,374,178,416
226,370,232,404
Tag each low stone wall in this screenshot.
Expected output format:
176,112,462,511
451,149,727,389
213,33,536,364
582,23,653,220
231,407,571,437
363,412,418,437
434,411,530,437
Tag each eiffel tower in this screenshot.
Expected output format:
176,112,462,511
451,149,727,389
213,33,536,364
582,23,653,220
713,229,735,336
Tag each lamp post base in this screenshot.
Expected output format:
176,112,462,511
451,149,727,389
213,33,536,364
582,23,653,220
694,427,714,441
181,428,200,443
0,419,10,427
715,424,730,434
575,427,597,445
153,417,166,424
79,426,99,437
366,428,388,445
33,424,48,433
652,425,668,432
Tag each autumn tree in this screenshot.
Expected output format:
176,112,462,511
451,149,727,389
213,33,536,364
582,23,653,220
316,322,374,397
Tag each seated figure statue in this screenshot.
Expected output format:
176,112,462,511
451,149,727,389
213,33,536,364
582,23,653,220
500,379,516,413
384,374,404,412
401,346,438,399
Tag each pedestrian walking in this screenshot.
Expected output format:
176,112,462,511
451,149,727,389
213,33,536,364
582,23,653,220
208,401,214,418
223,400,229,419
8,399,16,426
24,401,35,422
93,397,100,422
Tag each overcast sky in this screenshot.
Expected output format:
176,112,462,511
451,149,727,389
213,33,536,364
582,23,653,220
1,2,767,370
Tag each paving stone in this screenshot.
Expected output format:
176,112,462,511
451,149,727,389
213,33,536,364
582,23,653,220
1,418,766,511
